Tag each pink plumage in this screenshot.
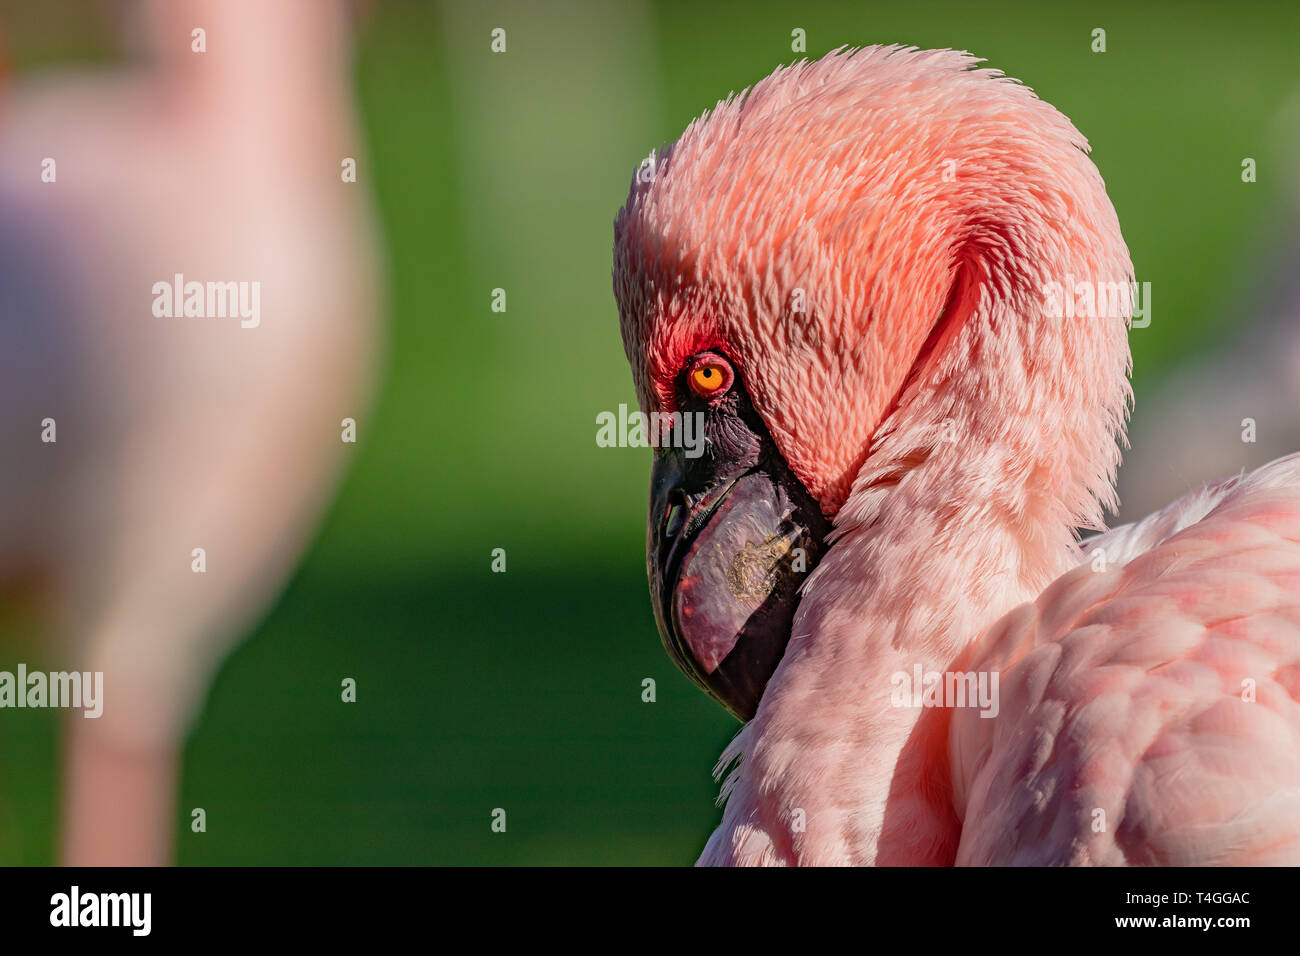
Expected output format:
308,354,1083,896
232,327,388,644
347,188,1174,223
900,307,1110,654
613,46,1300,865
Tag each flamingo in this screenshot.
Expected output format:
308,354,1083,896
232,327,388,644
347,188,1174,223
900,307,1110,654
0,0,379,864
613,46,1300,865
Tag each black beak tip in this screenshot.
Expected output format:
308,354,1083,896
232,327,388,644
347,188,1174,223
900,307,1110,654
647,454,829,722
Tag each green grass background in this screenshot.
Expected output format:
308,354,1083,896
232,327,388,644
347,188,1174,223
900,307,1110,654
0,0,1297,863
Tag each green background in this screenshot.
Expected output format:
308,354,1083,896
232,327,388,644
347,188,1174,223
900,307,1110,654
1,0,1297,863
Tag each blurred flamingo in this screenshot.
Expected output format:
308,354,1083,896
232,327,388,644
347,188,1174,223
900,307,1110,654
0,0,381,863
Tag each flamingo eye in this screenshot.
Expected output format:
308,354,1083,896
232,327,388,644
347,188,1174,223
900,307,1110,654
687,355,734,399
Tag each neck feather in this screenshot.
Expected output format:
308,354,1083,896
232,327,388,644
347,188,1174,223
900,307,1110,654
704,262,1126,865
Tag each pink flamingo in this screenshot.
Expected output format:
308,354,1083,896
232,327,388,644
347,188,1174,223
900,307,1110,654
613,46,1300,865
0,0,379,864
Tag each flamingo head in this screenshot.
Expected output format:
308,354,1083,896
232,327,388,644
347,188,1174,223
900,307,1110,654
613,46,1133,721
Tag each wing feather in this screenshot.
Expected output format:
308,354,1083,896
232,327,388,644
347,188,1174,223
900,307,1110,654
953,454,1300,865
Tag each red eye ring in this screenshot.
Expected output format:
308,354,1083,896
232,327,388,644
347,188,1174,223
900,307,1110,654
686,353,734,399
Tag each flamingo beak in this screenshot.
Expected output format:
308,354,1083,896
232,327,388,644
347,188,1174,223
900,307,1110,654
648,441,830,722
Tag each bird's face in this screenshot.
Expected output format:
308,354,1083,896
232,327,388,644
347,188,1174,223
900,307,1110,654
615,47,1130,722
647,351,831,721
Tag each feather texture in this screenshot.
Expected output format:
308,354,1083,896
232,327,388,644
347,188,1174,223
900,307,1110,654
614,46,1300,866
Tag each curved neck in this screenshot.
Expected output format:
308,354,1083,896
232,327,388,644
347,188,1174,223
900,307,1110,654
704,263,1121,865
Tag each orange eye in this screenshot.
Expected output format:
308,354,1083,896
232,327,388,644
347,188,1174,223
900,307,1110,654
687,355,734,399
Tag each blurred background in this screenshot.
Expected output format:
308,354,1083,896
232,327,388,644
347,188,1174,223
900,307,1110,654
0,0,1297,864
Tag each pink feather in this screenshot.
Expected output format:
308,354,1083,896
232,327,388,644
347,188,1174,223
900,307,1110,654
614,46,1300,866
